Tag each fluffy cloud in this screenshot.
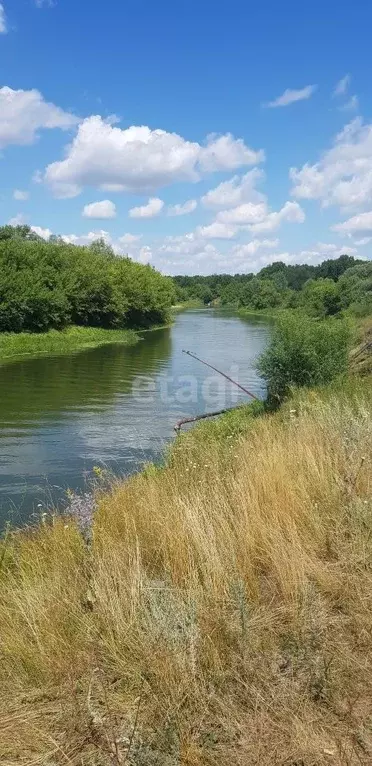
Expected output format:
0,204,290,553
217,201,268,225
167,199,197,216
216,199,305,233
249,201,305,234
197,222,237,240
199,133,263,171
82,199,116,219
43,116,264,197
291,118,372,211
332,211,372,235
231,239,279,257
118,233,142,245
60,229,112,247
31,225,52,240
13,189,29,201
265,85,317,108
129,197,164,219
0,87,78,150
333,75,351,97
201,169,265,209
0,3,7,33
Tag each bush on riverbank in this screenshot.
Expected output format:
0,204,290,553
0,376,372,764
258,312,351,406
0,228,175,333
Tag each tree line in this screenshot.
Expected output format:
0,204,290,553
0,226,176,333
174,254,372,319
1,226,370,334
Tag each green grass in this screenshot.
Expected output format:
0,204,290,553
0,325,139,362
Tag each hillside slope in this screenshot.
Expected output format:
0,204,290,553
0,379,372,764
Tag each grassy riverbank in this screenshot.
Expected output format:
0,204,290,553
1,372,372,764
0,325,139,362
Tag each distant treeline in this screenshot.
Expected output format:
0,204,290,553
0,225,175,333
174,255,372,318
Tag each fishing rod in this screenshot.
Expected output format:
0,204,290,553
182,349,259,401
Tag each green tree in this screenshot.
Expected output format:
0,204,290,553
0,225,41,241
338,262,372,316
0,236,175,333
240,278,282,310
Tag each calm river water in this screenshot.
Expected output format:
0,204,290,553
0,310,270,527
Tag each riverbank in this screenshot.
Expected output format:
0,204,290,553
1,373,372,764
172,298,204,311
0,306,200,364
0,325,139,363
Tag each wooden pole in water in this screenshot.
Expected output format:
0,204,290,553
174,350,259,433
174,405,245,433
182,349,259,401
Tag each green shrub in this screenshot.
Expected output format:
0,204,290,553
258,312,351,407
301,278,342,317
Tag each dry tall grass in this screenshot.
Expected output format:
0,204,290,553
1,381,372,765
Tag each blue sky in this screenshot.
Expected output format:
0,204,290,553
1,0,372,274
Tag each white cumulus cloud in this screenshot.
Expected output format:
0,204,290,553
332,211,372,235
249,201,305,234
31,225,52,240
43,116,264,197
215,199,304,234
129,197,164,219
291,118,372,210
0,86,78,150
232,239,279,257
265,85,317,108
0,3,7,33
199,133,264,171
217,201,268,225
82,199,116,219
167,199,197,216
201,169,265,209
197,222,237,240
13,189,29,201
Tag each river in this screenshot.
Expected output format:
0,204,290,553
0,310,270,527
